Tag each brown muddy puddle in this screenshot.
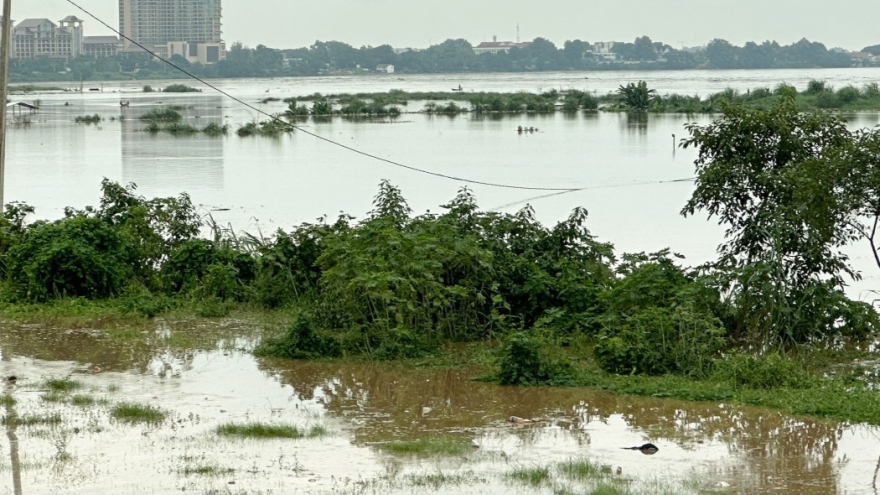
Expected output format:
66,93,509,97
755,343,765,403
0,321,879,495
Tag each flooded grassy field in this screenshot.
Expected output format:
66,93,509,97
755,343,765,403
1,318,879,495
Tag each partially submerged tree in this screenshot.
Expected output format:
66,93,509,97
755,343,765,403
682,91,880,344
617,81,655,110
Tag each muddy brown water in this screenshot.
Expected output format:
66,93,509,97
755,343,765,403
0,320,879,495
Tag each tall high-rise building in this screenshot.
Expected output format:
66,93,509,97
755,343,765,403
119,0,223,63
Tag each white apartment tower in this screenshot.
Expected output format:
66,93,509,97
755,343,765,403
119,0,224,63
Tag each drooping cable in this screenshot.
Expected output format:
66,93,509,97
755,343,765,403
66,0,694,194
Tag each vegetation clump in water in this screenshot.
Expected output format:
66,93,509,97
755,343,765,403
110,402,166,424
74,114,101,124
375,438,473,456
216,422,324,439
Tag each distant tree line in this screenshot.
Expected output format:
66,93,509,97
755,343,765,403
7,36,869,83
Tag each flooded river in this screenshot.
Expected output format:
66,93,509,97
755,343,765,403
1,321,879,495
4,69,880,494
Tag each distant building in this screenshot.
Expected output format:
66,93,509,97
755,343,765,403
591,41,617,61
473,36,532,54
376,64,394,73
12,16,84,59
119,0,225,64
83,36,120,57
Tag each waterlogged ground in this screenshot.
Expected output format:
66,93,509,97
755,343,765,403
1,320,880,495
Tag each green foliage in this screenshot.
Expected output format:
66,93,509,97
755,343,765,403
160,239,254,299
498,331,575,385
285,101,309,118
138,107,182,122
593,251,725,376
682,95,880,345
310,99,333,115
74,114,101,124
162,84,200,93
256,314,341,359
119,283,174,318
617,81,656,110
201,122,229,136
142,85,154,92
6,215,133,301
216,422,320,439
375,438,472,456
712,352,813,389
236,118,293,137
110,402,166,423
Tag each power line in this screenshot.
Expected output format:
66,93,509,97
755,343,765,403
67,0,691,195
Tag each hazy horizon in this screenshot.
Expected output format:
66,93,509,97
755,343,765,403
18,0,880,52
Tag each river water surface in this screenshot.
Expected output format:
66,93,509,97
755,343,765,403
3,69,880,494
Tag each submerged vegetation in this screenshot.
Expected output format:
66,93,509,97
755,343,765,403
216,422,324,439
5,93,880,424
375,438,473,456
110,403,167,424
74,114,102,124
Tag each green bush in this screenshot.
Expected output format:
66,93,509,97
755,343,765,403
592,251,726,376
593,304,725,376
6,215,133,301
498,332,574,386
162,84,200,93
119,283,174,318
256,314,341,359
160,239,255,297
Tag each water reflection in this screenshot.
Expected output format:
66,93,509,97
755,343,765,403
0,321,878,494
120,96,225,190
3,373,23,495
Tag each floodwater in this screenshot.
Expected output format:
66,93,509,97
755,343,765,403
0,321,879,495
3,69,880,493
8,69,880,299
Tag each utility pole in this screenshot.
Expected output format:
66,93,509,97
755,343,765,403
0,0,11,209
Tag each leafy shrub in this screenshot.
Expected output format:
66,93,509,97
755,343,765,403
805,80,829,95
256,314,341,359
74,114,101,124
119,283,174,318
160,239,255,297
593,304,725,376
310,99,332,116
194,295,234,317
815,91,841,109
6,215,133,301
836,85,861,104
498,332,574,386
138,107,182,122
202,123,228,136
162,84,200,93
592,251,725,376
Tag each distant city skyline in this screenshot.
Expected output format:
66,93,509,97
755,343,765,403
16,0,880,52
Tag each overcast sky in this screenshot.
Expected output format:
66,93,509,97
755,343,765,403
19,0,880,51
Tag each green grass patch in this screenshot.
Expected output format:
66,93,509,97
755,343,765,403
71,394,96,406
559,458,612,480
375,437,472,456
110,402,166,424
0,395,14,407
45,378,83,393
507,466,551,486
215,422,323,439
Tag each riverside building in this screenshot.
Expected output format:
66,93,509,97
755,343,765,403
118,0,225,64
